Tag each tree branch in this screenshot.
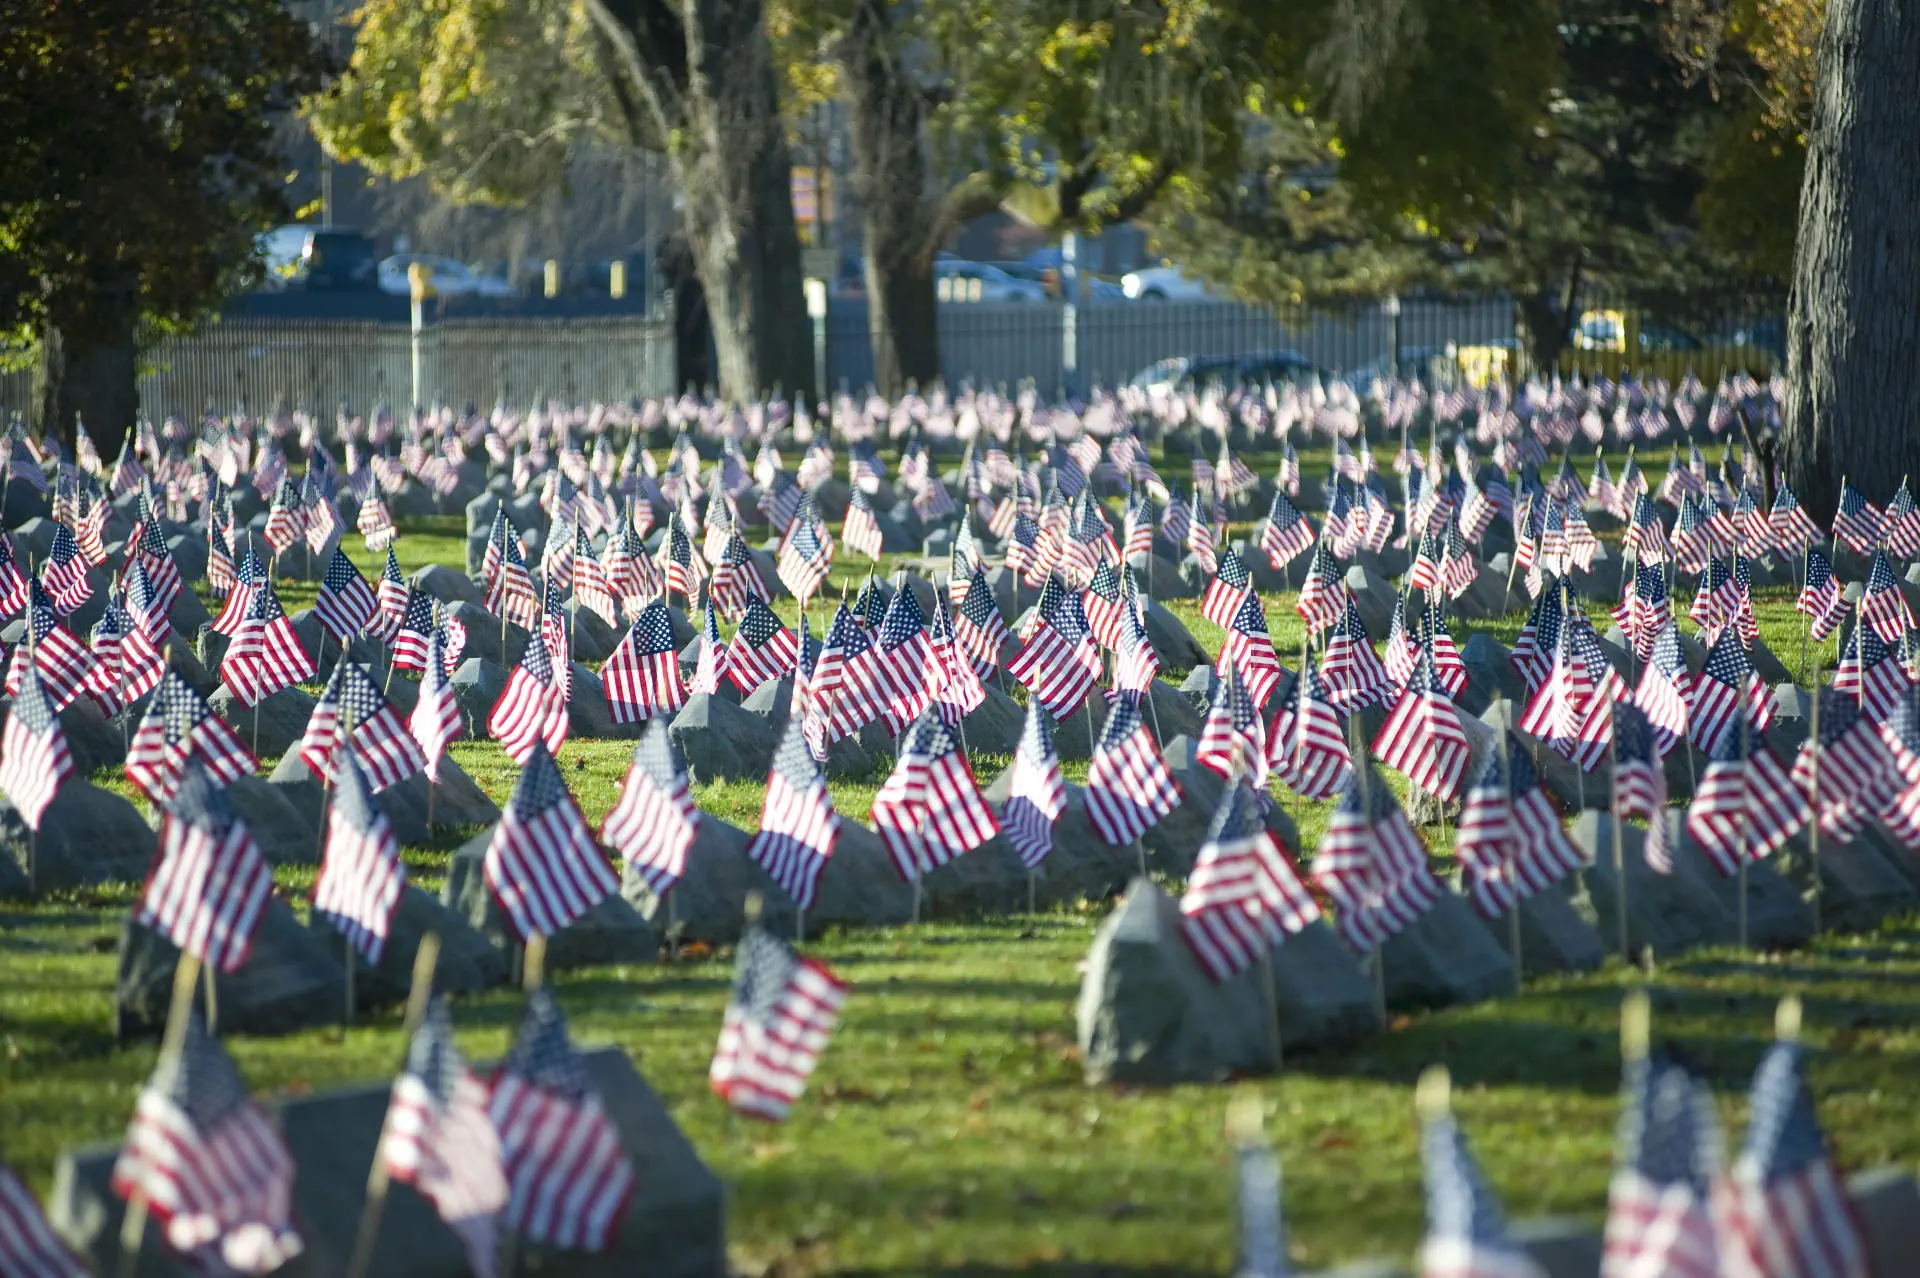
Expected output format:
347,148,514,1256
924,171,1008,256
1091,156,1178,227
581,0,687,135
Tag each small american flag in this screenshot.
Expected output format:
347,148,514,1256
0,1147,84,1277
379,998,506,1278
1689,629,1771,757
0,662,72,830
842,487,885,560
1268,652,1353,801
727,594,799,696
873,711,999,880
489,628,570,764
110,1011,302,1274
1633,624,1690,755
710,924,847,1122
125,670,257,803
1768,481,1823,553
0,533,29,617
688,600,731,697
747,714,841,910
1197,660,1268,788
954,567,1011,673
313,752,404,963
1082,558,1125,651
1294,541,1347,633
1417,1105,1544,1278
928,595,984,722
409,629,463,782
1686,716,1809,875
1713,1040,1869,1278
602,721,700,894
1201,544,1253,629
1859,548,1913,644
314,546,378,643
357,493,397,552
1612,697,1673,872
88,595,164,713
857,585,937,732
37,522,90,617
7,582,99,711
485,742,616,939
263,475,306,555
211,545,264,637
1085,694,1180,846
1179,775,1321,983
1002,698,1066,870
487,532,541,631
1791,686,1897,820
1374,646,1472,803
1886,480,1920,559
1603,1052,1720,1278
1313,763,1438,951
603,598,685,723
1008,575,1102,722
1831,480,1884,556
490,988,635,1251
1833,615,1912,723
1511,582,1563,694
299,658,424,790
1797,549,1847,642
1260,488,1315,569
1453,730,1586,916
802,603,865,751
221,577,315,707
388,588,438,674
759,471,804,535
134,518,184,620
1219,592,1284,709
1321,598,1392,713
136,763,273,971
775,509,831,603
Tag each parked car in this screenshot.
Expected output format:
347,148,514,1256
1120,266,1212,301
299,228,382,292
1128,349,1321,394
934,259,1047,303
253,225,312,289
377,253,516,298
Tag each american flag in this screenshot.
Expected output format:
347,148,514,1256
873,712,999,881
573,528,617,625
110,1011,301,1274
487,531,541,631
88,596,164,714
710,532,773,621
1201,544,1252,629
211,545,264,637
0,533,28,617
710,924,847,1122
928,595,984,722
1603,1053,1721,1278
1082,558,1125,651
542,519,578,598
603,598,686,723
601,722,700,894
1196,660,1268,788
409,629,463,782
1713,1040,1870,1278
1797,549,1847,642
1322,598,1392,712
1121,499,1155,564
1313,763,1439,951
388,588,437,674
485,742,616,939
37,522,90,616
1831,480,1884,555
1179,774,1320,983
1218,592,1284,708
313,546,378,643
357,493,397,551
1833,615,1912,722
1420,600,1469,700
1588,453,1617,512
125,671,257,803
1260,488,1315,568
262,474,306,556
775,512,831,601
299,659,424,790
759,471,804,533
133,514,184,622
220,577,315,707
1417,1105,1539,1278
490,628,570,764
746,715,841,910
135,764,273,971
1187,483,1219,575
1268,652,1353,800
954,567,1011,673
1791,686,1897,818
1671,495,1712,573
1294,541,1347,633
1112,589,1162,696
802,602,865,751
1690,629,1772,756
1440,518,1478,600
1085,694,1180,846
1002,698,1066,869
1374,646,1473,803
490,988,635,1251
1686,716,1809,875
313,752,404,963
0,663,71,830
1453,730,1586,916
0,1149,84,1277
379,997,506,1278
1618,561,1671,662
1768,481,1823,553
949,520,983,604
8,581,98,711
1886,480,1920,559
1007,576,1101,722
688,601,731,697
842,487,885,560
727,595,799,695
1409,529,1444,595
1612,697,1673,872
1859,548,1913,644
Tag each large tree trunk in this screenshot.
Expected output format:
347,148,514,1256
1783,0,1920,521
35,316,137,459
841,0,939,396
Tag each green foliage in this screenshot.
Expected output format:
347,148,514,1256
0,0,334,344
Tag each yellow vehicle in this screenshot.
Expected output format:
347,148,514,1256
1559,308,1777,382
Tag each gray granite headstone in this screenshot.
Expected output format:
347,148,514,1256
669,692,780,783
208,685,319,760
0,780,154,895
116,901,347,1041
1379,890,1518,1009
441,829,659,970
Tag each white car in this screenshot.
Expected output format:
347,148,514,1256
377,253,516,298
1121,266,1212,301
934,260,1046,303
254,224,313,289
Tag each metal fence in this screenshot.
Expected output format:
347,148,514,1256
0,314,676,421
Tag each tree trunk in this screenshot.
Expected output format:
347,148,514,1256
841,0,940,396
35,317,137,459
1783,0,1920,522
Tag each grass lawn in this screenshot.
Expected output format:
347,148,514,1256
1,437,1907,1273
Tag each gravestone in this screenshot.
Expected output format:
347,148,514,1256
410,562,484,605
115,901,347,1041
669,693,780,783
1471,884,1607,977
50,1047,725,1278
1512,1218,1604,1278
0,780,154,895
738,677,876,776
1773,828,1918,933
225,775,321,866
1379,890,1518,1009
308,885,509,1007
208,685,319,760
448,657,510,738
1342,564,1398,638
1571,811,1741,956
441,830,659,970
1142,598,1209,671
1849,1168,1920,1275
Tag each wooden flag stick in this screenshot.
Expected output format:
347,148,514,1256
1608,736,1631,961
1414,1063,1450,1123
117,951,204,1278
1491,696,1522,987
1807,686,1823,936
1620,987,1651,1063
522,931,547,992
1775,992,1803,1042
342,932,441,1278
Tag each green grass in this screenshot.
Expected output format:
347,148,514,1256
3,437,1901,1272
